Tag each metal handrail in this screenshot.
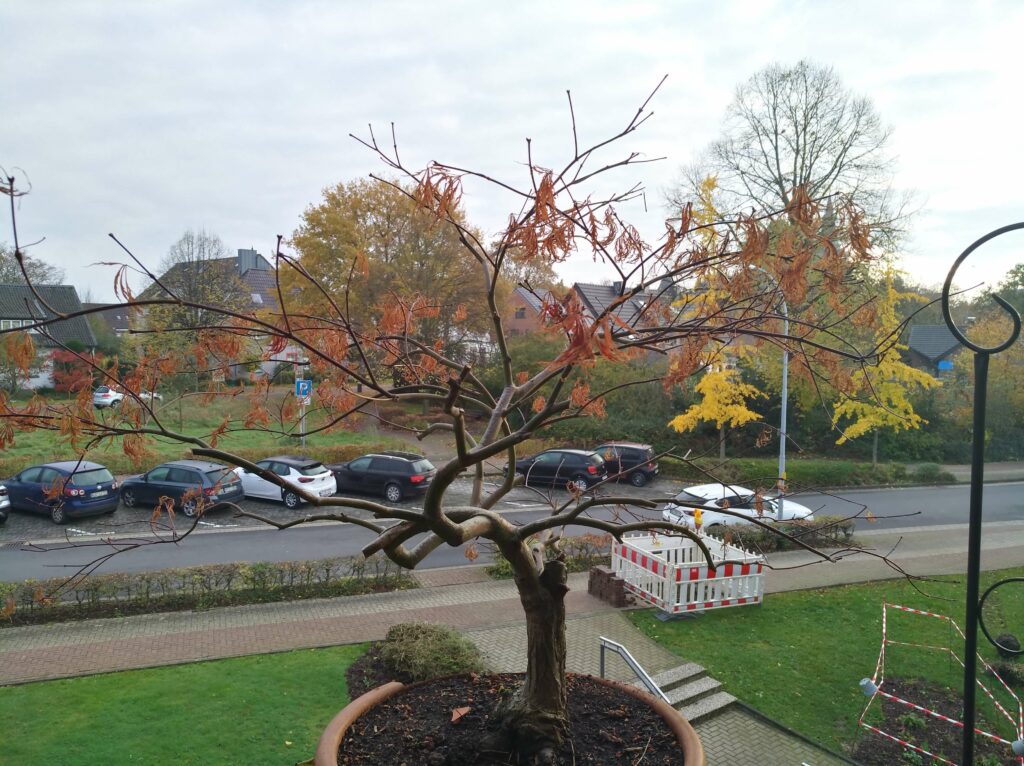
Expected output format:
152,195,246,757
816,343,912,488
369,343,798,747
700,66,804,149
598,635,670,703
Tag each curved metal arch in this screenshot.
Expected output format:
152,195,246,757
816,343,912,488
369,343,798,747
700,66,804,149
941,222,1023,354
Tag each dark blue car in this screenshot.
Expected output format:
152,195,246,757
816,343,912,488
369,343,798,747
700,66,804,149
6,461,119,524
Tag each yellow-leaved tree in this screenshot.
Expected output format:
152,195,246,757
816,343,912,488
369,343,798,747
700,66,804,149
832,267,939,465
669,358,765,459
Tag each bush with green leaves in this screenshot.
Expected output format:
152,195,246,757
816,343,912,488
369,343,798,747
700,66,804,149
910,463,957,485
378,622,486,682
486,534,612,580
709,515,856,553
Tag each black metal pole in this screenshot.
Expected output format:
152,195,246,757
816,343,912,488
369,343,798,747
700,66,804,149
961,351,988,766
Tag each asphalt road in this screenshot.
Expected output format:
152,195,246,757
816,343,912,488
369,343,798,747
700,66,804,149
0,480,1020,581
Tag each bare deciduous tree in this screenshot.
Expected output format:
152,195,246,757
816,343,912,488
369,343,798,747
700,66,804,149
668,60,912,248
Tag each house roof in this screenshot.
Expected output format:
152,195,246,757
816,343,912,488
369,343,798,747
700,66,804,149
241,268,280,311
0,284,97,348
572,282,659,328
138,250,277,313
907,325,962,362
512,286,551,313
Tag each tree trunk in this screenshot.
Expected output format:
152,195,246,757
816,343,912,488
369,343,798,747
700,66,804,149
719,424,726,461
872,430,878,468
489,556,569,764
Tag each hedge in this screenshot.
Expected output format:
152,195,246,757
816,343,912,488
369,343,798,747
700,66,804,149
706,515,856,553
0,553,416,627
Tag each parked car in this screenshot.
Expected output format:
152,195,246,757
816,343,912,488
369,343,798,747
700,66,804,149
508,449,608,491
0,484,9,524
138,389,163,402
5,461,119,524
594,441,659,486
234,455,337,509
331,451,436,503
120,459,244,517
661,483,815,531
92,385,124,409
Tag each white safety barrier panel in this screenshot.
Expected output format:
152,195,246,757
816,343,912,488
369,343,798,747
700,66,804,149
611,533,765,615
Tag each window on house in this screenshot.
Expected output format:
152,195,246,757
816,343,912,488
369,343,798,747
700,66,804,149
514,308,526,319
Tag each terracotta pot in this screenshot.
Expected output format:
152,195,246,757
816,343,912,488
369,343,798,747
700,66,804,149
314,674,705,765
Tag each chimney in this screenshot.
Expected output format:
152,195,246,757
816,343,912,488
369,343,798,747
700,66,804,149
237,248,269,275
612,280,624,294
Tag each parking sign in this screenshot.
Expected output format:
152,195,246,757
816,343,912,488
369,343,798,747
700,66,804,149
295,379,312,399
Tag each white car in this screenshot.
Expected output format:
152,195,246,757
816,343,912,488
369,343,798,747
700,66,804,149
661,482,815,530
139,390,163,402
0,484,9,523
92,386,125,409
234,455,337,509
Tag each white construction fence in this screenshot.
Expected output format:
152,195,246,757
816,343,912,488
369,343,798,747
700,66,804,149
611,533,765,616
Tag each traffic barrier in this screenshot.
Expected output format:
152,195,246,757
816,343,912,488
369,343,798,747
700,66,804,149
611,533,764,615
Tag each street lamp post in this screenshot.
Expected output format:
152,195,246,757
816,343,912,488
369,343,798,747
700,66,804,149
751,266,789,517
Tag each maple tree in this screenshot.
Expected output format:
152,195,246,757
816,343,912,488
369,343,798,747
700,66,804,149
1,85,895,762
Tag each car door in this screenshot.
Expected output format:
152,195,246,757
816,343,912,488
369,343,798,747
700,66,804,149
241,460,277,499
167,467,201,506
137,466,170,506
527,452,562,485
336,457,372,494
367,457,398,495
597,446,622,477
7,466,42,510
28,467,63,514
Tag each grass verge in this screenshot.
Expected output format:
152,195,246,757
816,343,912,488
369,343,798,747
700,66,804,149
629,567,1024,754
0,644,366,766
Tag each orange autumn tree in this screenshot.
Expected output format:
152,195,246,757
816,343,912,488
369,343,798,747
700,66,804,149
1,82,884,763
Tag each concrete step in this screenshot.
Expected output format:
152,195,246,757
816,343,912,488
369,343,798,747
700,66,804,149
650,662,706,692
665,675,722,707
679,690,737,723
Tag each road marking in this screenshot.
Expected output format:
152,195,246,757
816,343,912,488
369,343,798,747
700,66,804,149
67,527,94,535
197,520,240,528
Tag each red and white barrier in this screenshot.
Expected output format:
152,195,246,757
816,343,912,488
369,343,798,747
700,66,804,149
611,533,764,615
858,602,1024,765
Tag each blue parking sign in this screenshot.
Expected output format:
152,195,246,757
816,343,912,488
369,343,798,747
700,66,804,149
295,379,312,398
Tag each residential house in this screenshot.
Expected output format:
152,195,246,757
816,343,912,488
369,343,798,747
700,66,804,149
83,302,132,337
507,286,552,336
907,324,963,375
0,284,96,388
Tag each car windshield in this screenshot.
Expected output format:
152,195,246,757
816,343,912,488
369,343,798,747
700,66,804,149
95,387,110,393
70,468,114,485
297,463,328,476
411,459,434,473
672,491,710,505
205,468,236,484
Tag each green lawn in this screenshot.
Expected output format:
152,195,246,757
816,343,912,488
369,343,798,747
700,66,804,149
0,644,365,765
1,389,398,475
629,567,1024,753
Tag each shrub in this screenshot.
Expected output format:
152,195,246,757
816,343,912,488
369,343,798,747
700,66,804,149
378,622,486,682
710,515,856,553
1,554,416,627
910,463,957,485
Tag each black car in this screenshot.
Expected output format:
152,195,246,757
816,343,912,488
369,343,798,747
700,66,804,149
119,459,244,517
594,441,659,487
331,451,436,503
510,449,608,491
5,461,120,524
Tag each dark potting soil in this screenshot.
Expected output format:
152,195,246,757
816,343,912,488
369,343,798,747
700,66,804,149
336,672,683,765
851,677,1021,765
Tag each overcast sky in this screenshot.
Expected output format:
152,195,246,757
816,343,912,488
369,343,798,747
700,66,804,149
3,0,1023,303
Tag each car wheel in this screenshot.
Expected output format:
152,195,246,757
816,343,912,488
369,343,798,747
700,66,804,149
50,504,67,525
629,471,648,487
121,488,137,508
567,476,589,493
181,498,198,517
384,483,403,503
283,490,301,509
